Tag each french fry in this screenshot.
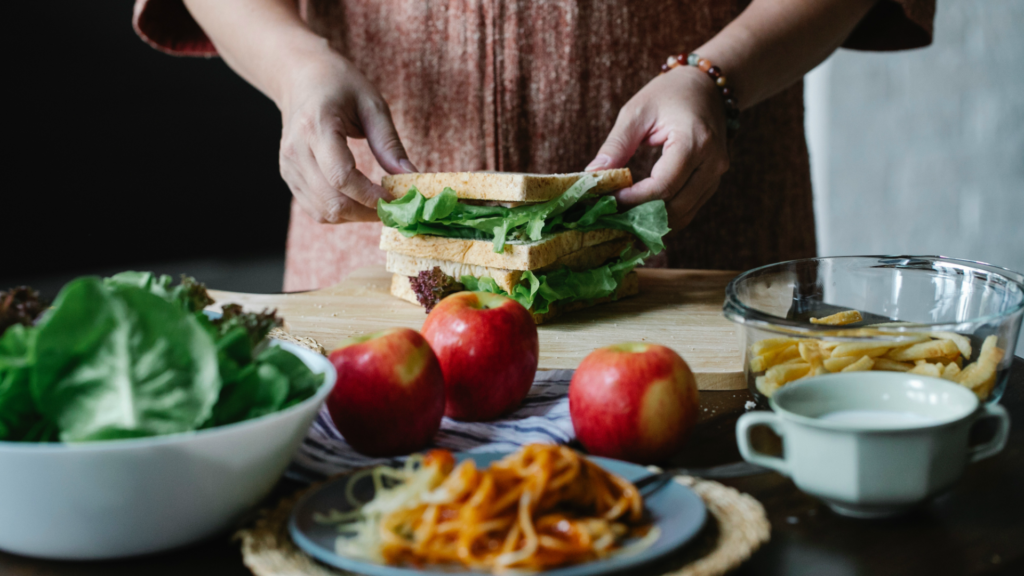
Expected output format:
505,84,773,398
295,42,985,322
756,375,783,398
956,336,1005,399
774,345,801,365
936,350,963,365
974,373,998,400
748,331,1003,399
750,342,798,372
933,331,972,358
799,341,826,370
751,337,800,356
823,356,859,372
749,353,771,373
908,360,942,378
749,343,802,372
765,362,812,387
810,310,863,326
873,357,914,372
979,334,1001,359
886,339,959,362
941,362,961,381
830,342,892,358
841,356,875,372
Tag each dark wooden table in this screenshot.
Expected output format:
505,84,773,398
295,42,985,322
3,358,1022,576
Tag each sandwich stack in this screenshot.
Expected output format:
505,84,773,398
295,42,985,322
377,170,670,324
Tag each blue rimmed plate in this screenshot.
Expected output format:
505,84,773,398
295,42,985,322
289,452,707,575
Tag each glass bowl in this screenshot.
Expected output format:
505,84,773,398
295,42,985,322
723,256,1023,404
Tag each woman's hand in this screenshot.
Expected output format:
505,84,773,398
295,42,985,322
276,49,417,224
587,66,730,231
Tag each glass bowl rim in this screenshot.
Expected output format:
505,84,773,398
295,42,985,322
723,255,1024,340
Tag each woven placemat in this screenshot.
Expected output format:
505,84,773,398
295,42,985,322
236,476,770,576
269,328,326,356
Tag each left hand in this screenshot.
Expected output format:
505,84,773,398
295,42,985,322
587,66,731,231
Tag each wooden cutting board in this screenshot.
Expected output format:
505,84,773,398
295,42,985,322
208,266,745,390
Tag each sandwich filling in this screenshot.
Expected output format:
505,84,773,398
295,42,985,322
378,173,668,254
378,173,670,315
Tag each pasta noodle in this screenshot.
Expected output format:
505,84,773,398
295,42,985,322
320,444,654,573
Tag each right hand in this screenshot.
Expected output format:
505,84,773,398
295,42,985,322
276,50,416,223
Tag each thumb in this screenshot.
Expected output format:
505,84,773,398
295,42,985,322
359,98,419,175
586,106,649,171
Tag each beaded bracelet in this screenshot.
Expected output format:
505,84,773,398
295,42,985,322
660,52,740,133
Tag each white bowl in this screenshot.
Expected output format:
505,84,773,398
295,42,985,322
0,341,335,560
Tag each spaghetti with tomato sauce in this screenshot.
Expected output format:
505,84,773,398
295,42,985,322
318,444,657,573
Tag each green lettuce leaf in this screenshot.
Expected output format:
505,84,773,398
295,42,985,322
105,271,214,313
206,362,288,427
461,249,648,315
585,200,670,254
378,173,670,253
256,346,325,408
0,324,44,441
31,278,222,442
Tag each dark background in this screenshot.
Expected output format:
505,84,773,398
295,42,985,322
4,1,290,295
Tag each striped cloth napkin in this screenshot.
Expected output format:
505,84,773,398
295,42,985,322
287,370,576,482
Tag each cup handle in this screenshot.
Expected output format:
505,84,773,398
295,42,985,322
968,403,1011,463
735,412,790,476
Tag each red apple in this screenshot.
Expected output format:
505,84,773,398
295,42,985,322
421,291,539,421
569,343,699,464
327,328,445,456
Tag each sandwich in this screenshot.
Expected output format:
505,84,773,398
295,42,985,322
377,170,670,324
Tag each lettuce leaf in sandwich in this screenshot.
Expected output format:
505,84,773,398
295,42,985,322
378,173,670,254
461,248,650,315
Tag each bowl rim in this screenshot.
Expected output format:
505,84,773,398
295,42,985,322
766,371,980,432
0,340,334,453
723,255,1024,339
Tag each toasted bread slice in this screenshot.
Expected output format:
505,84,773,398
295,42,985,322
390,271,640,325
380,227,630,271
381,169,632,202
386,238,633,292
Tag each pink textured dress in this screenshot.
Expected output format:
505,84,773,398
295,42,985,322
134,0,934,292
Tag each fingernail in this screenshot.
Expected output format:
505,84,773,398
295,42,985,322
399,159,419,173
585,154,611,171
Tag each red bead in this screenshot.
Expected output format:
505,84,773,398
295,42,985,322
661,63,670,73
708,66,722,79
720,86,732,98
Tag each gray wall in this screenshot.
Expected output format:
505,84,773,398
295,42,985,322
806,0,1024,356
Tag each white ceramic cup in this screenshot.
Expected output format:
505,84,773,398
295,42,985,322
736,372,1010,518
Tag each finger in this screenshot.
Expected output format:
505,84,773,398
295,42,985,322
284,159,379,223
613,133,700,207
280,162,327,221
309,123,393,209
667,168,720,230
586,105,652,171
283,143,379,223
359,97,418,175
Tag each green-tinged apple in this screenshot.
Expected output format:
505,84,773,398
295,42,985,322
421,291,539,421
569,343,699,464
327,328,445,456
